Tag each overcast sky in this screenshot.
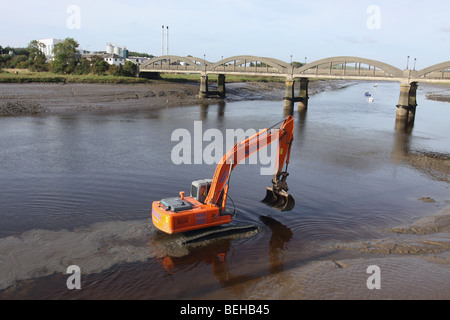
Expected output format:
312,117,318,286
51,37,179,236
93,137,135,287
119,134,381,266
1,0,449,69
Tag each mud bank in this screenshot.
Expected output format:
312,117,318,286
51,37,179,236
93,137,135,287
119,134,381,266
421,83,450,103
0,80,354,116
229,205,450,300
0,220,260,291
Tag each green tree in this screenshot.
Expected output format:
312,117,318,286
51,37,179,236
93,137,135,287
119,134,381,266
51,38,79,74
9,55,28,69
73,57,91,75
27,40,48,72
121,61,137,77
90,55,109,75
107,64,121,76
291,61,303,68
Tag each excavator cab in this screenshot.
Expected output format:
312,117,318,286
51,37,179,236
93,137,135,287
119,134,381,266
190,179,213,204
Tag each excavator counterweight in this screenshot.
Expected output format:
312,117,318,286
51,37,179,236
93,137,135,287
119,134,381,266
152,116,295,234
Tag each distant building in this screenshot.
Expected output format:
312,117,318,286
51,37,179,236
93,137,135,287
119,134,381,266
37,38,64,59
106,43,128,58
103,53,126,66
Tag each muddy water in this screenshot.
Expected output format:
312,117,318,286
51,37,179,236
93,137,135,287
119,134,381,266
0,82,449,299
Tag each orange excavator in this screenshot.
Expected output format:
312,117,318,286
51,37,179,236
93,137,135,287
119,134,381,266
152,116,295,234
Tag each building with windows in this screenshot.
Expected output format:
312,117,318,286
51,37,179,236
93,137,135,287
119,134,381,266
103,53,126,66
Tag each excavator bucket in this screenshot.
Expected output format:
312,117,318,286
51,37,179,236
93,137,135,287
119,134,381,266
262,187,295,212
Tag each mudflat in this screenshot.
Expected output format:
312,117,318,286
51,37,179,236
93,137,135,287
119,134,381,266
0,80,353,116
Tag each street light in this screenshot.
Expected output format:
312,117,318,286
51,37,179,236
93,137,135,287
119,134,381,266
406,56,410,69
204,54,207,73
413,58,417,71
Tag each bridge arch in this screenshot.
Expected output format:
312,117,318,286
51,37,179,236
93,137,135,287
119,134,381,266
296,56,403,78
140,55,210,72
417,61,450,78
208,55,290,74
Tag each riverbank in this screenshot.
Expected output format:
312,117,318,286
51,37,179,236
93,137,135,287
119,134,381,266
0,80,353,116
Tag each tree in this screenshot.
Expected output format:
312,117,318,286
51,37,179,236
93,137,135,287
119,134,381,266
27,40,48,72
291,61,303,68
121,61,137,77
90,55,109,75
51,38,79,74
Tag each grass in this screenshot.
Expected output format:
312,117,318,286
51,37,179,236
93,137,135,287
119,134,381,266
0,69,288,84
0,69,346,85
0,69,150,84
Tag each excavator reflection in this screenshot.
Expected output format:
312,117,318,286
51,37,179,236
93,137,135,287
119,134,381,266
156,215,293,293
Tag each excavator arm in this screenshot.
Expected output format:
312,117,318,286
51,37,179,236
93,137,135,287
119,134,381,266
152,116,295,234
205,115,295,212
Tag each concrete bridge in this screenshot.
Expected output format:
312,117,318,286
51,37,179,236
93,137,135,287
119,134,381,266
139,55,450,127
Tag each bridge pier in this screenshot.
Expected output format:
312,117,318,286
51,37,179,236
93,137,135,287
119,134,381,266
199,74,226,99
396,82,418,128
298,78,309,111
283,78,309,114
218,74,226,99
283,80,295,113
199,75,209,98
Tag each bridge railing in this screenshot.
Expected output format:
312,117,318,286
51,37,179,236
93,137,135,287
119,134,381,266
139,55,450,82
419,70,450,80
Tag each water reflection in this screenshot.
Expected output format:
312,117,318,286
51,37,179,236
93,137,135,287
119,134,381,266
392,126,449,182
153,215,293,292
260,216,293,274
199,101,226,121
395,116,415,134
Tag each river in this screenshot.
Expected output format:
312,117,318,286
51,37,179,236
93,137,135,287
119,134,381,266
0,81,449,299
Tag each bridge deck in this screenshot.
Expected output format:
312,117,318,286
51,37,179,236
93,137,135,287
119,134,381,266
139,55,450,84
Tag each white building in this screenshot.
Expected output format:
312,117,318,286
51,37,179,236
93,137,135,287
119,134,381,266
37,38,64,59
103,53,126,66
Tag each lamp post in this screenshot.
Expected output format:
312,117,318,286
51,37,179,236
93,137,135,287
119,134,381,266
406,56,410,69
204,54,207,73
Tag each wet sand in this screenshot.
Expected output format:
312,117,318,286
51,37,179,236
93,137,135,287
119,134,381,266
0,80,353,116
421,83,450,103
204,205,450,300
1,204,447,298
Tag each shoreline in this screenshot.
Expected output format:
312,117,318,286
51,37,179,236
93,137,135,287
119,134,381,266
1,80,448,117
0,80,354,116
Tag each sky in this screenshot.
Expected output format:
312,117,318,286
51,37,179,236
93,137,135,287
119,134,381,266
1,0,449,69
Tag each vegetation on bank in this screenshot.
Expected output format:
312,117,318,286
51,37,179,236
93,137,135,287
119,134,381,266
1,38,137,79
0,69,149,84
0,69,290,84
0,37,292,85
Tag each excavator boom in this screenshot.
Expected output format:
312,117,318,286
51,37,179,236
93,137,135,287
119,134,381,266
152,116,295,234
